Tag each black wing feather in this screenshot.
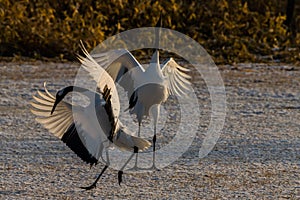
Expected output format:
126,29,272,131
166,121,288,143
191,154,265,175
102,86,116,142
61,123,98,166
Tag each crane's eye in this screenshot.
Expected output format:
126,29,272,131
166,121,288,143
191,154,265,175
57,90,64,97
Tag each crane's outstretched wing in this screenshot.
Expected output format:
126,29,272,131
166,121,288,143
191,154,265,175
31,83,150,164
92,49,145,81
161,58,191,96
30,83,102,166
78,43,120,117
91,49,145,98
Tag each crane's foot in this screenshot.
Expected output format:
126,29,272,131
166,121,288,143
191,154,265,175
80,165,108,190
148,163,160,171
127,160,146,171
80,183,97,190
127,165,139,171
139,163,160,171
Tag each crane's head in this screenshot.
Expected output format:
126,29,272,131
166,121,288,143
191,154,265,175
51,86,73,115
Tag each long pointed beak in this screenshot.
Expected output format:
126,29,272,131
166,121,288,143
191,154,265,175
51,99,59,115
154,12,162,50
155,12,162,28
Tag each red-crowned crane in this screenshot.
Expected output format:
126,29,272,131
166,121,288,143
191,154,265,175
30,51,151,190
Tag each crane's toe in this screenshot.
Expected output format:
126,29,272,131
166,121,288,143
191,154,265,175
80,183,97,190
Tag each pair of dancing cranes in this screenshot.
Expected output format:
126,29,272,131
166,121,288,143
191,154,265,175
30,16,191,189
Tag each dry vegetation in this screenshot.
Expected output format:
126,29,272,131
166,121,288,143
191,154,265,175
0,0,299,63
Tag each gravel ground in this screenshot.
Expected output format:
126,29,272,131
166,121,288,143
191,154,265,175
0,61,299,199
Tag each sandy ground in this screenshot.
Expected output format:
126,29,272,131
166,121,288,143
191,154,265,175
0,61,299,199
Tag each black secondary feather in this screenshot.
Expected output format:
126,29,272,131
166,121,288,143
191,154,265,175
61,123,98,166
101,86,115,142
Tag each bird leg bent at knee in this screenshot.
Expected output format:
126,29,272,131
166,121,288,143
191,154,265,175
80,165,108,190
80,150,110,190
128,123,141,171
118,146,139,185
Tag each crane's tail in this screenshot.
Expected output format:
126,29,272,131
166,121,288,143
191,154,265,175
113,128,151,152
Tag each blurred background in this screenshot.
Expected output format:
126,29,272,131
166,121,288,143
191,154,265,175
0,0,299,64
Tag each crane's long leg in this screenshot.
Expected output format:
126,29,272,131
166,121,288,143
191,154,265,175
128,123,141,171
140,124,158,171
150,105,159,170
151,124,158,170
137,122,141,137
135,124,141,162
118,146,138,185
80,150,110,190
80,165,108,190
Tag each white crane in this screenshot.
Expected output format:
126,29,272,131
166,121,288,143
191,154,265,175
84,16,191,169
30,58,151,189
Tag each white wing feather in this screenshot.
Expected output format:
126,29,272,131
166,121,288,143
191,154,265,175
31,83,151,160
91,49,145,98
30,83,106,161
78,42,120,117
161,58,191,96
